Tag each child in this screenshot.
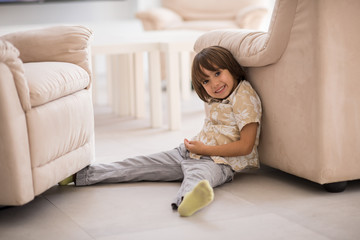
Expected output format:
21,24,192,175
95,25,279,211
60,46,262,217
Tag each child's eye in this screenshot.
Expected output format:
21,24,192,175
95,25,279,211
202,80,209,85
215,71,221,77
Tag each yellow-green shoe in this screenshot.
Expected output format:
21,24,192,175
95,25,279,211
178,180,214,217
58,175,75,186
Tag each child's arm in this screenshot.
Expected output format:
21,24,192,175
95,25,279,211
184,122,258,157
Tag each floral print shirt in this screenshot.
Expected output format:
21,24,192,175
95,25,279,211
190,80,262,172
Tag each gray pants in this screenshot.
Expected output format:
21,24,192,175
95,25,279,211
76,144,234,208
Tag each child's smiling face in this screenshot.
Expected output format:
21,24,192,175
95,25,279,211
201,67,236,100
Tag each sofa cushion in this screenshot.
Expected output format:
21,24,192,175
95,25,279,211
168,20,238,31
24,62,90,107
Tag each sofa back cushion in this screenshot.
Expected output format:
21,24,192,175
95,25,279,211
163,0,266,21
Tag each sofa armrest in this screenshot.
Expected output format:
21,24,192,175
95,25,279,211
194,0,297,67
136,7,183,30
235,6,269,30
2,25,93,87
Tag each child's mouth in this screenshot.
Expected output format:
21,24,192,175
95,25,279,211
215,85,226,94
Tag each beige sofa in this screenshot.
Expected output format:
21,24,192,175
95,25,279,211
194,0,360,192
0,26,95,206
136,0,270,31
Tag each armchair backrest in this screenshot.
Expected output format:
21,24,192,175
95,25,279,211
162,0,268,21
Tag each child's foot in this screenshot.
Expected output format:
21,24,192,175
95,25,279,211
58,175,75,186
178,180,214,217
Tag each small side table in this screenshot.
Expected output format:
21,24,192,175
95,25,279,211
92,41,162,128
91,30,204,130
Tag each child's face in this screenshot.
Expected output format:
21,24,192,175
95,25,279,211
201,67,236,100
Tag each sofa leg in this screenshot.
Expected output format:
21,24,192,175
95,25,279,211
323,181,347,193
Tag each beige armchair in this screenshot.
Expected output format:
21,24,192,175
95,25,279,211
0,26,95,206
136,0,270,31
194,0,360,192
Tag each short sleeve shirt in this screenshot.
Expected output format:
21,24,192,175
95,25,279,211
190,80,262,172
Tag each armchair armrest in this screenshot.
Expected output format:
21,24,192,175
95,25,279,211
0,40,30,111
0,40,33,205
136,7,183,30
2,25,93,86
194,0,298,67
194,30,272,67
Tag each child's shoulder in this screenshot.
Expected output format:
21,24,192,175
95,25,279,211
239,80,255,91
233,80,258,99
231,81,262,114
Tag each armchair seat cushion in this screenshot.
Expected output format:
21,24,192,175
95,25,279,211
24,62,90,107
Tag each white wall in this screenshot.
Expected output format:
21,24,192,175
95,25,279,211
0,0,139,26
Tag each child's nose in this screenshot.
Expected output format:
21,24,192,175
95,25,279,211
212,79,221,88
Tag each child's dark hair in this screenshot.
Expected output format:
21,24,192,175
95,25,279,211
191,46,246,103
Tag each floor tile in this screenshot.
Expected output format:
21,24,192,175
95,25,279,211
43,183,184,238
97,213,329,240
220,166,360,239
0,197,93,240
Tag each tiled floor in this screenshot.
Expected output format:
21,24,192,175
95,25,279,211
1,91,360,240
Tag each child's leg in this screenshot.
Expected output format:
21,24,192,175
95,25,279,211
173,157,234,216
74,148,185,186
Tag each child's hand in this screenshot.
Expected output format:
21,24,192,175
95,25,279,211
184,139,207,155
